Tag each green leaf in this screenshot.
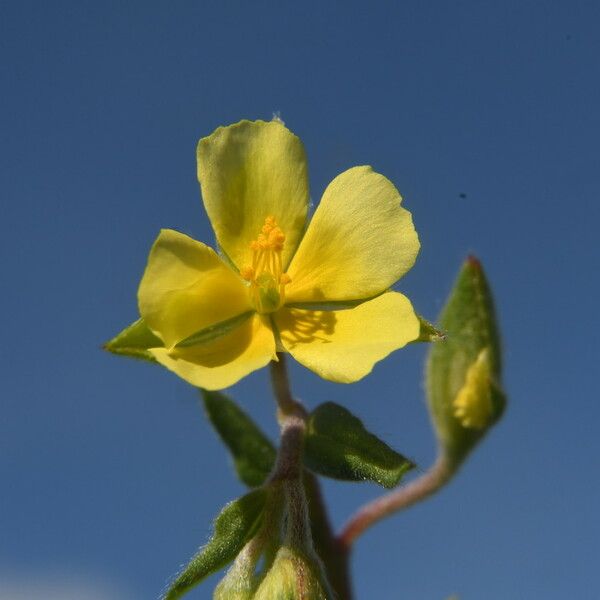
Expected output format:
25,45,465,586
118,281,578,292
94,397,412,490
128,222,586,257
412,315,446,343
202,390,276,487
103,318,163,363
164,489,267,600
426,256,506,465
175,312,254,348
303,402,415,489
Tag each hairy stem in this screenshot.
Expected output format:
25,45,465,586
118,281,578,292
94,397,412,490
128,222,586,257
269,354,307,481
270,354,305,416
269,354,353,599
338,454,454,550
305,472,353,600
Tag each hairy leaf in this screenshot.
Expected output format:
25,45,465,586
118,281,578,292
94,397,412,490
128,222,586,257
304,402,415,488
202,390,276,487
163,489,267,600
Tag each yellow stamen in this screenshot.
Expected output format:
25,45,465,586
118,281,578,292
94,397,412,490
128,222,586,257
241,216,291,314
240,266,255,281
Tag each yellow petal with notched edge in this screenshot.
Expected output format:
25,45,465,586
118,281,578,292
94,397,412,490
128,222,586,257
197,120,309,271
138,229,251,349
149,314,276,390
274,292,420,383
285,166,419,304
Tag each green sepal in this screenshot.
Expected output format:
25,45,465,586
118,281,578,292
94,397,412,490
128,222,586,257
412,315,446,343
303,402,415,488
284,292,383,311
175,312,253,348
163,488,267,600
426,256,505,465
202,390,276,487
103,318,163,363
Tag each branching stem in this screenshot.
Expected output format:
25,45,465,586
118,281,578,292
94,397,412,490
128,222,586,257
268,354,352,599
338,454,454,550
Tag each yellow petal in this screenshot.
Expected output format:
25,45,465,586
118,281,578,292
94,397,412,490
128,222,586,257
197,120,309,271
138,229,251,348
274,292,419,383
149,314,276,390
285,166,419,303
452,348,494,429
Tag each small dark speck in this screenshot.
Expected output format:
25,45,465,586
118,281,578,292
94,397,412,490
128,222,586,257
566,34,572,41
459,193,467,199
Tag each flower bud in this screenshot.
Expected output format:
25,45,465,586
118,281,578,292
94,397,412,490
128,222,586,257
213,572,256,600
213,538,262,600
426,256,506,466
253,547,329,600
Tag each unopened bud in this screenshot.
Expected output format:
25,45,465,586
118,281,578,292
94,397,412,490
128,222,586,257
213,575,255,600
253,547,329,600
213,539,262,600
426,256,506,466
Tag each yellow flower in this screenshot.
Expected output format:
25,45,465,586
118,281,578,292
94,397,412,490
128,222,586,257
137,119,421,390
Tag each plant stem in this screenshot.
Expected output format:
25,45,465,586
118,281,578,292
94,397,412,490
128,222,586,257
338,454,454,550
305,472,353,600
270,353,306,415
269,354,353,599
269,354,307,481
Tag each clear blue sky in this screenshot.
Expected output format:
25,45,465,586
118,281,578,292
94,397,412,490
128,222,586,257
2,1,599,598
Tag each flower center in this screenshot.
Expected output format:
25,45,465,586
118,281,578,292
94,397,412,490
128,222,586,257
240,216,291,314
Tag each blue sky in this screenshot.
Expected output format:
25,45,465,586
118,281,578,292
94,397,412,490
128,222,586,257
2,1,599,598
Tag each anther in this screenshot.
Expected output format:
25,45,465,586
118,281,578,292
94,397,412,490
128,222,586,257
240,266,255,281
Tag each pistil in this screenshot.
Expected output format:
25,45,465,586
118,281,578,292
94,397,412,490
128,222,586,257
241,216,291,314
